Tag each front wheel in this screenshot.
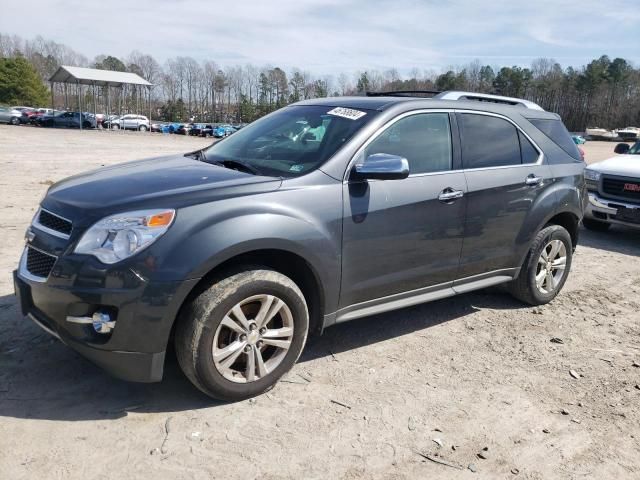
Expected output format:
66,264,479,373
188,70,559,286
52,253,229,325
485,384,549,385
508,224,573,305
139,125,148,132
175,268,309,401
10,117,19,125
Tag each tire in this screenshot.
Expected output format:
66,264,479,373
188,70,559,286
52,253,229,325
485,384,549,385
82,121,91,129
582,218,611,231
9,117,19,125
112,124,120,130
139,125,148,132
175,268,309,401
508,224,573,306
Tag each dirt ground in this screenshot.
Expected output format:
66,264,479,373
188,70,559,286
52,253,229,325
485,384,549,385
0,125,638,480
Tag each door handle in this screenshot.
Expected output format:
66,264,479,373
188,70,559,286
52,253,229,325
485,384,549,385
525,174,543,186
438,188,464,202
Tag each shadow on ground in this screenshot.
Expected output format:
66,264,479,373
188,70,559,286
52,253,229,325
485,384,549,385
579,224,640,256
0,286,523,422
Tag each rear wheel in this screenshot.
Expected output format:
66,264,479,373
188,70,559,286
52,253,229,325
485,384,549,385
175,268,309,401
112,124,120,130
508,224,573,305
82,121,91,129
582,218,611,231
9,117,19,125
139,125,148,132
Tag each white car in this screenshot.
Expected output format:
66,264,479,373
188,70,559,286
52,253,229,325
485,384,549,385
106,114,150,131
584,141,640,230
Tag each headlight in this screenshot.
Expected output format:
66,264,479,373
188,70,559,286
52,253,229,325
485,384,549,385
584,169,601,181
74,209,175,264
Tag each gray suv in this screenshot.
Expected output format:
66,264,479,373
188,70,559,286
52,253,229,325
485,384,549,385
13,91,586,400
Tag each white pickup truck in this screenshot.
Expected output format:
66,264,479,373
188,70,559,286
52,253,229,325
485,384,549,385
584,141,640,230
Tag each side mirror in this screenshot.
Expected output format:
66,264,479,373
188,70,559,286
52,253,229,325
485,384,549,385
352,153,410,180
614,143,630,154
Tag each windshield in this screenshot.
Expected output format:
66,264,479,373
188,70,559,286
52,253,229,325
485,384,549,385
629,142,640,154
202,105,377,177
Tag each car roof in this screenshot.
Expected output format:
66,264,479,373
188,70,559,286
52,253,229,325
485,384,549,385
293,96,560,120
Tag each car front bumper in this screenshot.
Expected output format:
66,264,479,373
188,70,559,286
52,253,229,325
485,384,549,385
13,249,198,383
585,192,640,228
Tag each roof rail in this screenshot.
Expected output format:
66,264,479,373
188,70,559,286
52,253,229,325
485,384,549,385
433,91,544,111
365,90,441,97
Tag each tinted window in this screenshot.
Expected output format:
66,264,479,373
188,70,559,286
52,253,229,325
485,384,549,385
365,113,452,174
529,118,581,161
519,131,539,164
459,114,521,168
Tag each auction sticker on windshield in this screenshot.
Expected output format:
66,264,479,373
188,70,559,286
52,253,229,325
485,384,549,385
327,107,367,120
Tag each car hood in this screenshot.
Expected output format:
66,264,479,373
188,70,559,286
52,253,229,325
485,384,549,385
43,155,282,221
587,155,640,177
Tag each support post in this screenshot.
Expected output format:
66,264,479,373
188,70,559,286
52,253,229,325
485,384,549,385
78,81,82,131
50,81,54,115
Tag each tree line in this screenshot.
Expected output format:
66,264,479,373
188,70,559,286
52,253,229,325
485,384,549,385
1,32,639,131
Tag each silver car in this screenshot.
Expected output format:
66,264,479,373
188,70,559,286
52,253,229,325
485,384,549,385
106,114,150,131
0,106,22,125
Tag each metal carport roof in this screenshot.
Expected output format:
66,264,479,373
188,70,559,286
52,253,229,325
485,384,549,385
49,66,152,87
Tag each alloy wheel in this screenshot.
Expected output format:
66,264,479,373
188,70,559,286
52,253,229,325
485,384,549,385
535,239,567,294
212,294,294,383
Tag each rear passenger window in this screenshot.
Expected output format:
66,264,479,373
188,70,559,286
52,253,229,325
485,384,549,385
365,113,452,174
519,131,539,164
459,114,521,168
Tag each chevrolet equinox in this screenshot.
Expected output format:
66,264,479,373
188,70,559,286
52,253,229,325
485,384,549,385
14,91,587,400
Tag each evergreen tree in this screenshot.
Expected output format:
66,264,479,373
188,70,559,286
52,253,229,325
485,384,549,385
0,56,49,106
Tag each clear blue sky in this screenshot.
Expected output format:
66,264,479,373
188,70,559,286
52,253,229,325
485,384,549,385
2,0,639,74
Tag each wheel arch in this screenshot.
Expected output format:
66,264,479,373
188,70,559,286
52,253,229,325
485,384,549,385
169,247,327,353
545,210,580,250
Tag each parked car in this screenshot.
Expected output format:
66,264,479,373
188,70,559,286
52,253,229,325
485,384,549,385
0,106,23,125
200,125,215,137
39,111,97,129
29,108,54,124
572,135,586,145
189,124,211,136
14,91,585,401
103,114,150,131
583,141,640,231
175,123,192,135
213,124,237,138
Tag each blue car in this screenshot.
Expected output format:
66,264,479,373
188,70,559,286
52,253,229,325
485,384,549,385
213,124,237,138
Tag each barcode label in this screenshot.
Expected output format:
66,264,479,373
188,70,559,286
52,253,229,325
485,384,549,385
327,107,367,120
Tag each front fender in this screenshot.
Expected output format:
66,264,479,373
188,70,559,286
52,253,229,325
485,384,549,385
152,196,342,313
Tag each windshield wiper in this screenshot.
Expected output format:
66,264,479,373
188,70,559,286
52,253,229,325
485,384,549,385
184,149,204,160
210,159,262,175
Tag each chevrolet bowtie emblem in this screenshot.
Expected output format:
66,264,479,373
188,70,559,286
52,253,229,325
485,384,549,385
25,228,36,243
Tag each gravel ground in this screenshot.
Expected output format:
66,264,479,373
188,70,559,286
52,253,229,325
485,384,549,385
0,125,639,479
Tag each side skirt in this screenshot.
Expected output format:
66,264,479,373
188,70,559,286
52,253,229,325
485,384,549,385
323,268,518,328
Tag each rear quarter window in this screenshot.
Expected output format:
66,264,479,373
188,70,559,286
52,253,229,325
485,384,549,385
529,118,581,161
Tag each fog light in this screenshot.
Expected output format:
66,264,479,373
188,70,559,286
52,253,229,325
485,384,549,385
66,311,116,334
92,312,116,334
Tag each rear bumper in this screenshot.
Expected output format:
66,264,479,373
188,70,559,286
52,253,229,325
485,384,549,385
13,267,197,383
585,192,640,228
